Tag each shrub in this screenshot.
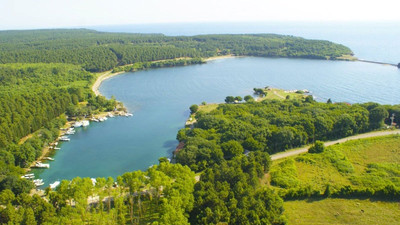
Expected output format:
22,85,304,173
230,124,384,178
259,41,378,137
308,141,325,153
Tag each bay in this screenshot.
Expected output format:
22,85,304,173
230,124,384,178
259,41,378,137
35,57,400,186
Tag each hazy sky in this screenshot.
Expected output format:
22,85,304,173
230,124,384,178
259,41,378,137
0,0,399,30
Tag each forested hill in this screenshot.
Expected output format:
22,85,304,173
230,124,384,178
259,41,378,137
0,29,353,72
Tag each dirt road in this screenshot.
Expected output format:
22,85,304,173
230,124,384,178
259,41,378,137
270,129,400,161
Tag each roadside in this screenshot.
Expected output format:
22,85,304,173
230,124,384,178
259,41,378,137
270,129,400,161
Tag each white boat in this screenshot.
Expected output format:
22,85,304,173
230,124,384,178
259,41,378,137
99,117,107,122
108,113,115,118
21,173,35,179
65,130,75,135
82,120,90,127
125,113,133,117
90,118,99,122
44,157,54,161
49,181,60,189
54,147,61,150
65,128,75,135
33,179,44,186
33,162,50,168
59,136,70,141
74,121,83,127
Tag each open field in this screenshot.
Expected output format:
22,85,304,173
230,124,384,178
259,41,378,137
270,135,400,224
284,198,400,225
270,135,400,191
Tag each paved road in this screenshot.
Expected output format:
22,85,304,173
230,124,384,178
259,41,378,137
270,129,400,161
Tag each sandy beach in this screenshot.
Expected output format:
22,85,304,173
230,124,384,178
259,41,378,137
92,71,124,96
204,54,238,62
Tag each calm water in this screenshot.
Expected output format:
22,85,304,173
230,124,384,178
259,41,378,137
36,23,400,186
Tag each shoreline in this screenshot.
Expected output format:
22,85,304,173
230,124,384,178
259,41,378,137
92,71,125,96
91,55,238,96
203,54,238,62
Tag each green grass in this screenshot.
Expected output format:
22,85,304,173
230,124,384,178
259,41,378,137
269,135,400,192
284,198,400,225
259,88,307,101
270,135,400,225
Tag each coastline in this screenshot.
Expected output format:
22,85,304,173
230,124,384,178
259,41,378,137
91,55,237,96
92,71,125,96
204,54,238,62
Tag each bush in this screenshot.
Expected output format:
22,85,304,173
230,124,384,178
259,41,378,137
308,141,325,153
189,104,199,114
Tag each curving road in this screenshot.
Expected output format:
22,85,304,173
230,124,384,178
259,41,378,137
270,129,400,161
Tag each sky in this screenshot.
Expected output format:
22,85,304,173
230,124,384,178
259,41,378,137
0,0,399,30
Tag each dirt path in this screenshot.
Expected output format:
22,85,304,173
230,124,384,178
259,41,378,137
273,90,285,99
270,129,400,161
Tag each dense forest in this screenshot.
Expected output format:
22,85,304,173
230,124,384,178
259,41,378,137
0,63,117,199
0,29,353,72
175,97,398,172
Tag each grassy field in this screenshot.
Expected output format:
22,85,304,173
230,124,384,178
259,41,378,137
284,198,400,225
269,135,400,191
269,135,400,224
258,88,307,101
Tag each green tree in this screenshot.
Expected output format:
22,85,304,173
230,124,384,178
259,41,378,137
244,95,254,102
234,96,243,102
225,96,235,104
189,104,199,114
220,140,244,159
369,106,389,129
22,208,37,225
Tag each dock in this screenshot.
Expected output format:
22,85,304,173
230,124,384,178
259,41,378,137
357,59,398,67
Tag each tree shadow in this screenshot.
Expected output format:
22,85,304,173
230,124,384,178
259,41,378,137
163,139,179,157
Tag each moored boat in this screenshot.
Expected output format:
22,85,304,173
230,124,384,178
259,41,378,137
82,120,90,127
33,162,50,168
49,181,60,189
74,121,83,127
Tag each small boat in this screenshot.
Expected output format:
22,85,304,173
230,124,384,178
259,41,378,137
74,121,83,128
49,181,60,189
59,136,70,141
65,128,75,135
82,120,90,127
33,179,44,187
125,113,133,117
43,157,54,161
65,130,75,135
54,147,61,150
21,173,35,179
108,113,115,118
33,162,50,168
